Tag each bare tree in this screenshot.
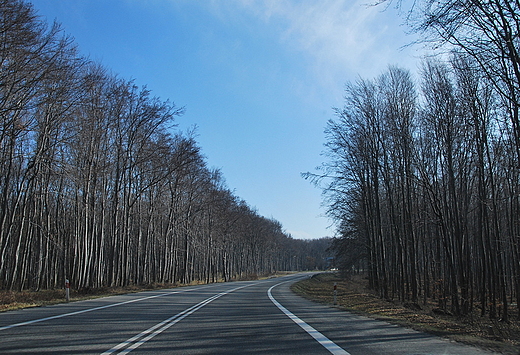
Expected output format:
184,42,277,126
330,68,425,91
0,0,327,292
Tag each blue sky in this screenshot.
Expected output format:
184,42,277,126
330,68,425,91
29,0,420,240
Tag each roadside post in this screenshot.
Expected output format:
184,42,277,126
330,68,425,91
65,279,70,302
333,282,337,305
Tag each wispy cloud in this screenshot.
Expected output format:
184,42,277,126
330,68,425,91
233,0,416,83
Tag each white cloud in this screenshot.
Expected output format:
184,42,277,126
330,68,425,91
233,0,418,83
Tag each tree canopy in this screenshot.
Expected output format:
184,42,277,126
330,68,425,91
0,0,331,292
309,0,520,322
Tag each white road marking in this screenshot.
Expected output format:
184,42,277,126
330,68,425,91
101,283,256,354
0,285,213,331
268,281,351,355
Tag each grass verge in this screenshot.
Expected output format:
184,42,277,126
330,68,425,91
0,283,178,312
0,272,293,312
291,272,520,355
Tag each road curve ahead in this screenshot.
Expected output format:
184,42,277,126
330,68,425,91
0,273,497,354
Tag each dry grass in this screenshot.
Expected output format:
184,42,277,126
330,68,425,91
0,283,177,312
3,273,518,354
291,272,520,355
0,272,291,312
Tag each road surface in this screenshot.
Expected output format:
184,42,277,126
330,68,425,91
0,273,497,354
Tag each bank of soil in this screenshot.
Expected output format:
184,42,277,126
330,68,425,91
291,272,520,355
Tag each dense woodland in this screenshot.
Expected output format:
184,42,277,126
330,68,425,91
0,0,331,292
309,0,520,321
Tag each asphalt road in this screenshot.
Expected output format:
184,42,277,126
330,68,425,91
0,273,498,354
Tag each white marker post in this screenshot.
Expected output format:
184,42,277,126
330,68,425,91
333,282,337,305
65,279,70,302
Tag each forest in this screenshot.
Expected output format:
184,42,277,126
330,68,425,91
0,0,331,292
310,0,520,321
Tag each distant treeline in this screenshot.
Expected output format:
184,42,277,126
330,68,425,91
309,1,520,321
0,0,330,291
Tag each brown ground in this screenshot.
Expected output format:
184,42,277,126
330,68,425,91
0,283,178,312
291,272,520,355
2,273,519,354
0,272,278,312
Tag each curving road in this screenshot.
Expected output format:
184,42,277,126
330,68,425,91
0,273,497,354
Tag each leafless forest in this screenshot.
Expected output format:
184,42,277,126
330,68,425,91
309,0,520,321
0,0,331,293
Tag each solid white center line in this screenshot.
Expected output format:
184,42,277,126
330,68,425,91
101,283,256,354
268,281,350,355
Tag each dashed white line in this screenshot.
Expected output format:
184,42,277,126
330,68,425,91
268,281,350,355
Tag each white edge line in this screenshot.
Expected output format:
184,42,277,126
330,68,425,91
268,281,350,355
0,285,213,331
